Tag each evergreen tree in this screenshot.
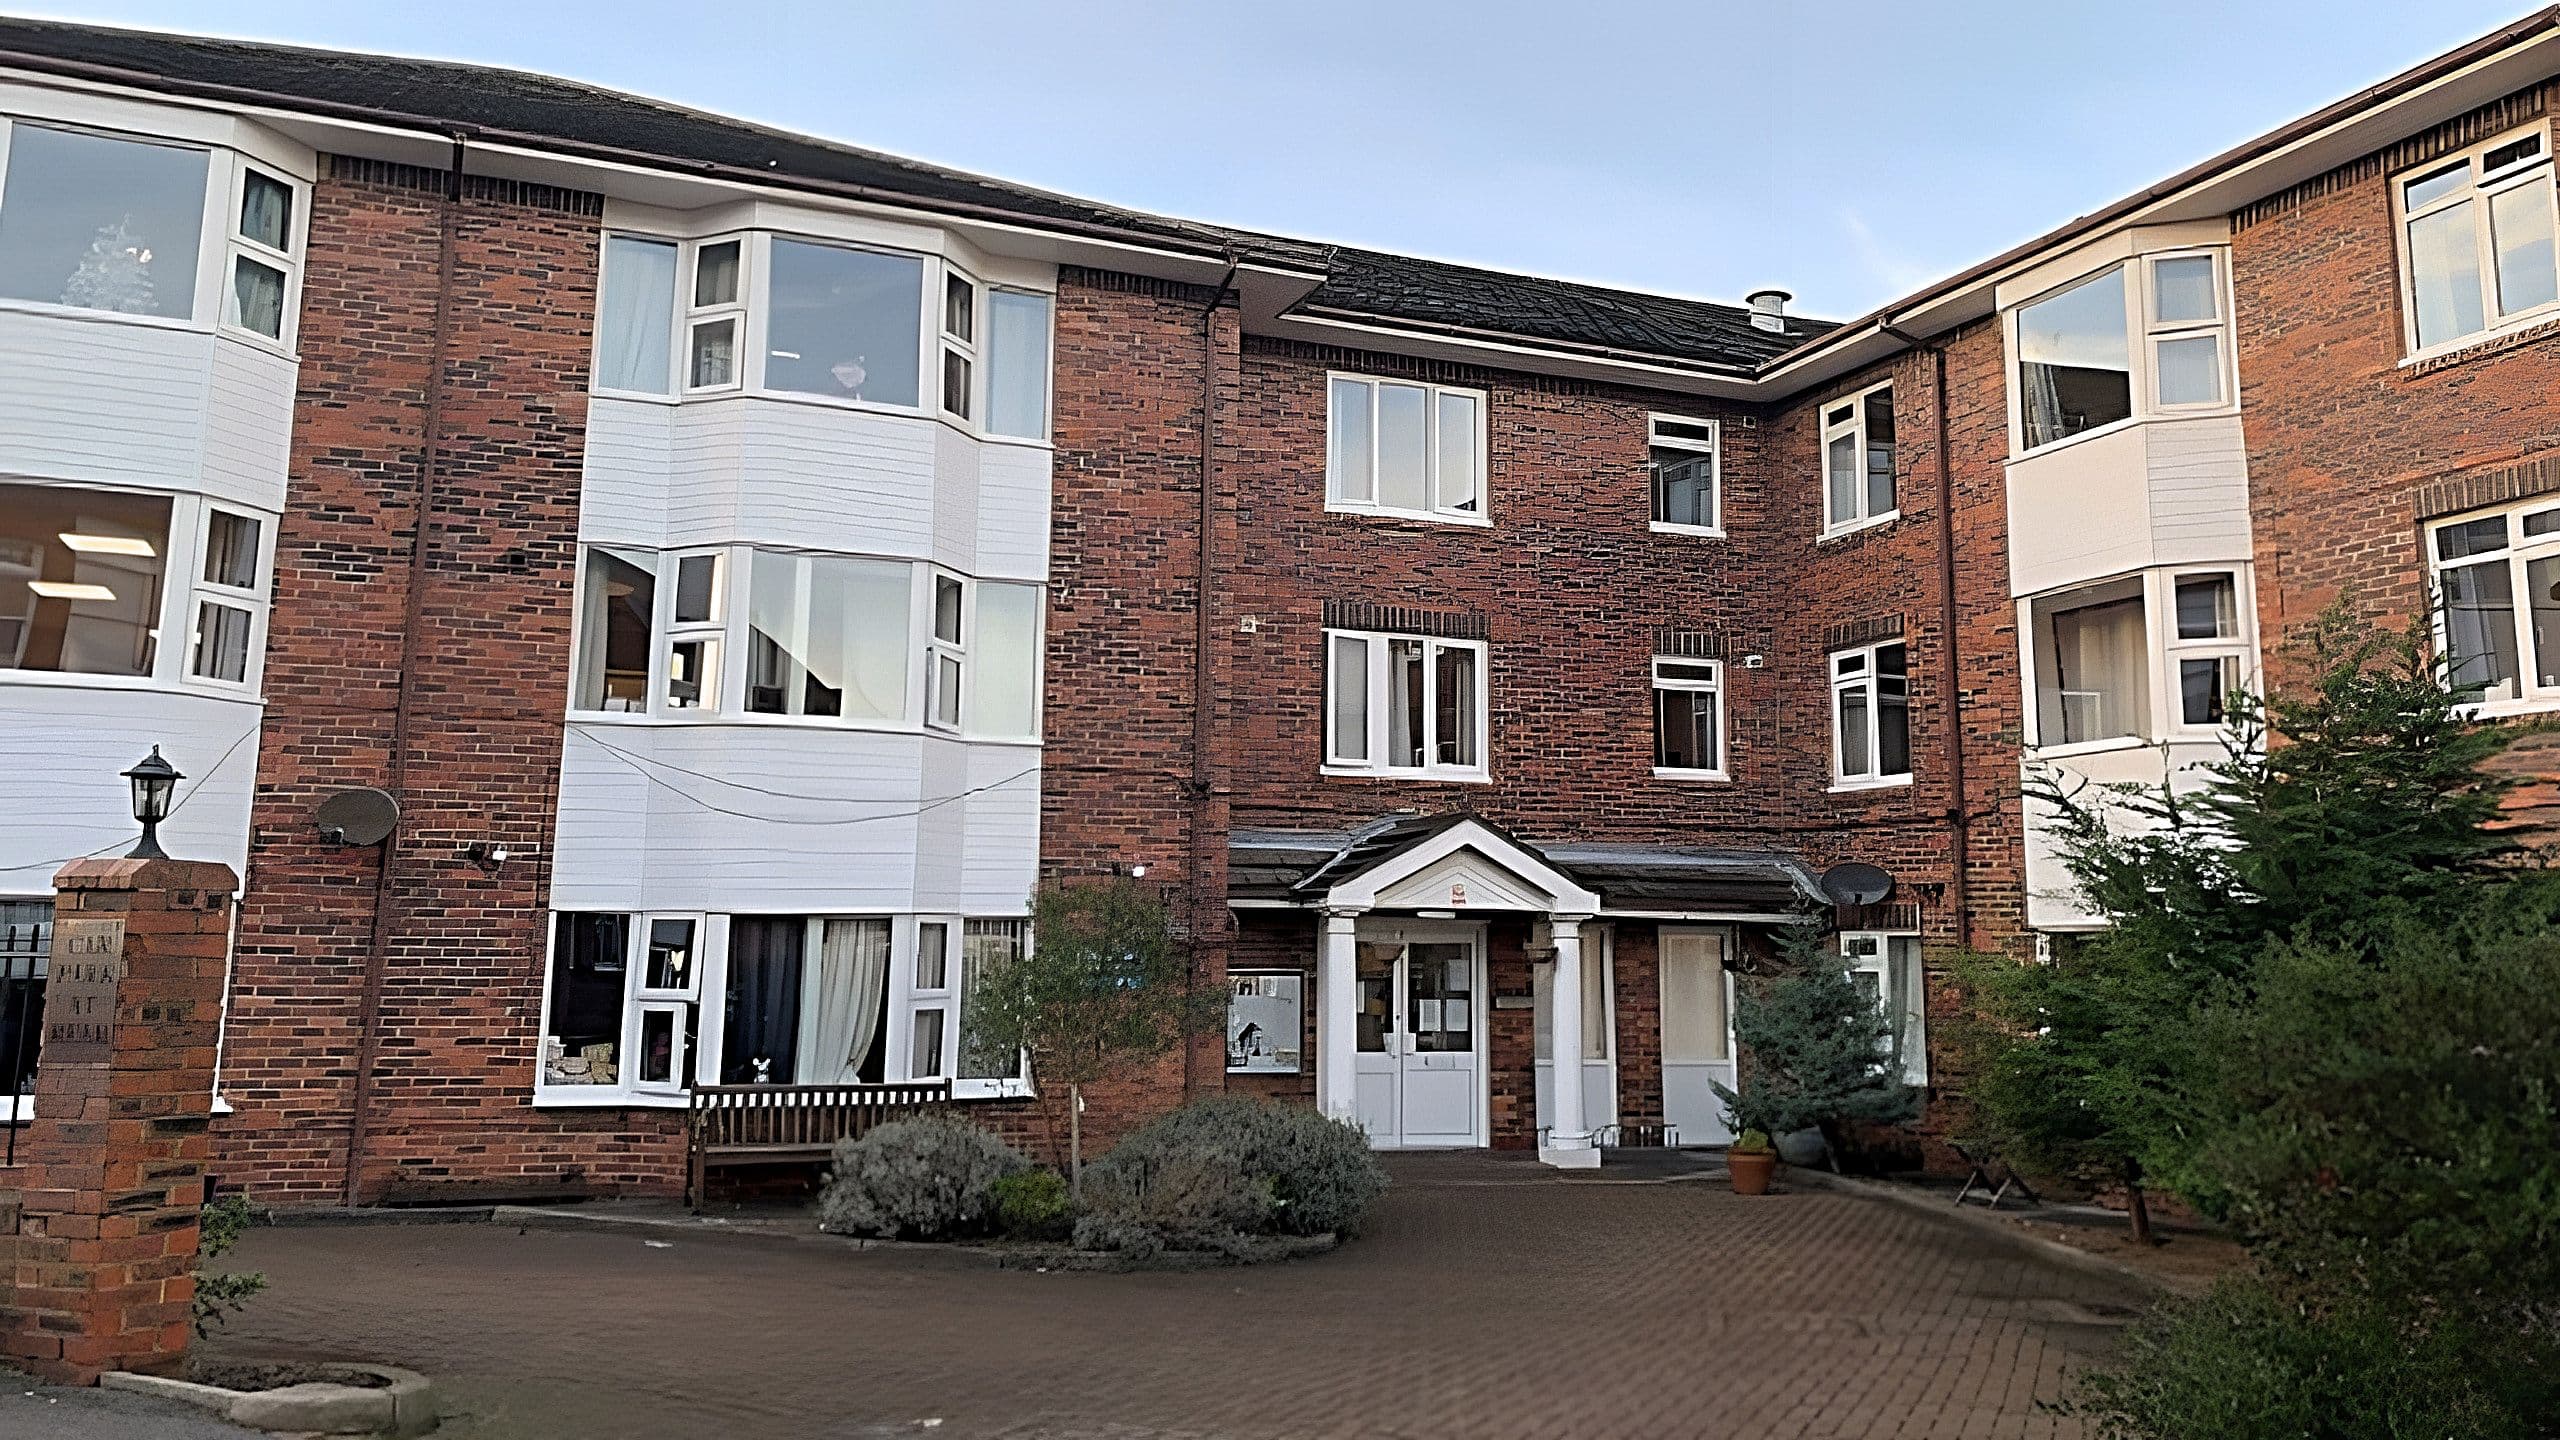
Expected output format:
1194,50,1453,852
1957,603,2557,1238
1713,915,1918,1158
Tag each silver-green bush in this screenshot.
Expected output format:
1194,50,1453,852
1070,1096,1388,1255
816,1115,1027,1239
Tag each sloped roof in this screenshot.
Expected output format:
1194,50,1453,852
1231,818,1822,915
0,17,1836,370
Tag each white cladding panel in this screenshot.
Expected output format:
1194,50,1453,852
2021,739,2223,930
2007,417,2254,598
551,724,1039,916
0,684,261,887
579,397,1057,570
0,315,295,511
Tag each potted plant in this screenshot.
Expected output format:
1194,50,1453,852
1727,1129,1777,1195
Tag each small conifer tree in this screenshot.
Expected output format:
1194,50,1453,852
1712,915,1918,1160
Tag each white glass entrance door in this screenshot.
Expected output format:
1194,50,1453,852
1659,929,1737,1146
1350,935,1483,1148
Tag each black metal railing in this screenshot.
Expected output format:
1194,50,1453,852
2,900,52,1167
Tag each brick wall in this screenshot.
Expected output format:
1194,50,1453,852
215,160,687,1204
2234,80,2560,813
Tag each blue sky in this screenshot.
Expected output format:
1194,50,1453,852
13,1,2539,317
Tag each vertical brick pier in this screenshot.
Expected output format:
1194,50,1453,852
0,857,235,1384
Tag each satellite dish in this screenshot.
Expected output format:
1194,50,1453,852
1820,862,1894,907
314,788,400,847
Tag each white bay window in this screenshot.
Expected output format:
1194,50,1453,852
590,229,1053,439
0,481,273,691
1324,629,1487,778
2010,249,2232,455
2022,566,2255,749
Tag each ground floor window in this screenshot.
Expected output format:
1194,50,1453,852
1840,932,1928,1086
538,910,1030,1104
3,899,49,1120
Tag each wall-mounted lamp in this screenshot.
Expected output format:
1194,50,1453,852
1110,861,1150,879
122,746,183,860
462,840,512,872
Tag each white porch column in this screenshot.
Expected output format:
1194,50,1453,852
1317,909,1361,1125
1541,914,1601,1168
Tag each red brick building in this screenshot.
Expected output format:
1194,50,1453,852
3,13,2559,1200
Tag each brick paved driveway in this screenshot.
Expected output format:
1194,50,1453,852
203,1155,2145,1439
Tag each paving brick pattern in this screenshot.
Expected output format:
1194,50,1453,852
204,1155,2141,1439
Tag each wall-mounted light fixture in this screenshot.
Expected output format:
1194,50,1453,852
462,840,511,872
1109,861,1150,879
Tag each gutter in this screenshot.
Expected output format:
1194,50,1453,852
1885,323,1973,951
1188,259,1240,1100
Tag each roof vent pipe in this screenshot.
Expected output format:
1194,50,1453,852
1745,288,1791,333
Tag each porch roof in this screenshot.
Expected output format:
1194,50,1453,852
1230,816,1824,917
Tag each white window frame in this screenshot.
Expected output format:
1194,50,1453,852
1321,628,1491,780
940,267,979,422
1647,414,1722,536
1818,381,1897,537
2017,565,2257,753
2,896,50,1123
2393,121,2560,360
182,504,274,693
925,571,968,733
897,916,959,1082
534,909,708,1107
1828,640,1913,789
2006,251,2239,460
1839,931,1928,1087
2426,497,2560,715
217,155,307,350
954,917,1033,1098
658,549,726,714
983,286,1054,442
1650,656,1727,780
1324,373,1490,526
681,235,749,394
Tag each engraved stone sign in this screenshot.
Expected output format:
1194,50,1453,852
43,917,126,1064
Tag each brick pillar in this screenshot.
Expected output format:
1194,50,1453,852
0,857,234,1384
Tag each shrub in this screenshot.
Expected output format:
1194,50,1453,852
2070,1275,2560,1440
816,1115,1027,1240
1713,917,1916,1149
990,1168,1072,1241
1097,1096,1388,1237
1729,1128,1772,1153
1072,1149,1274,1258
193,1194,267,1337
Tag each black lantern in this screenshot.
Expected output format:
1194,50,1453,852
122,746,182,860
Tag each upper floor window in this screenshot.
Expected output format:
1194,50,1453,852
1324,629,1486,778
2012,251,2234,454
1820,383,1895,534
592,229,1054,439
0,119,305,345
2428,498,2560,711
1326,375,1485,524
1651,657,1725,778
571,543,1042,740
0,481,271,689
2023,566,2252,748
1648,415,1721,533
1830,640,1911,787
2397,125,2558,355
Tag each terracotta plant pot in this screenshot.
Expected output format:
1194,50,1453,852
1727,1147,1777,1195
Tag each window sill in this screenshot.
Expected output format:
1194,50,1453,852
1321,764,1493,784
2024,734,2155,761
1648,522,1726,540
954,1080,1036,1102
531,1088,693,1110
1827,775,1915,795
1818,511,1900,544
1323,502,1494,529
589,385,1055,448
2455,693,2560,721
564,712,1045,747
2400,308,2560,374
0,295,214,337
1651,767,1731,782
0,670,269,707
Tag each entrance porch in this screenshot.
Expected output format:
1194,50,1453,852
1228,815,1830,1167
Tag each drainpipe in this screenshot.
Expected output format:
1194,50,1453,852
1883,324,1971,951
1186,259,1239,1100
343,132,470,1206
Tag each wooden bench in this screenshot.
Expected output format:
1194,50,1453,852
686,1080,950,1210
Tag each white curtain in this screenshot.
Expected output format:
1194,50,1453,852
595,236,675,393
796,918,889,1084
